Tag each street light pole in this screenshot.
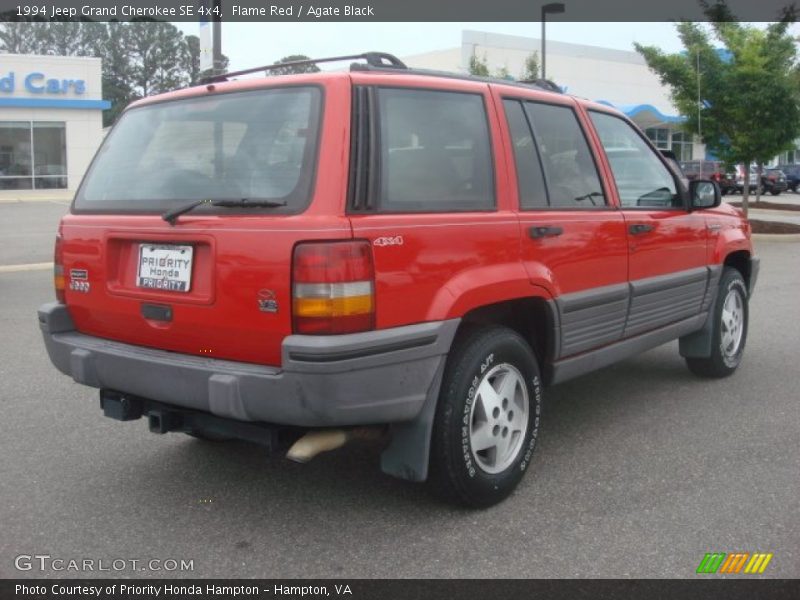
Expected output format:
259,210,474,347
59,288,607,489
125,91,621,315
212,0,223,76
541,3,565,81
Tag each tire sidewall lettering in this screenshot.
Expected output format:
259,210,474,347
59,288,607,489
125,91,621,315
461,352,494,478
519,375,541,472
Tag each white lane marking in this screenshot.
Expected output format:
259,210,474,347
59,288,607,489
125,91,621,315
0,262,53,273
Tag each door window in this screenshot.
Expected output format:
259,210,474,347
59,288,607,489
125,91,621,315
523,102,606,209
590,111,680,208
503,99,548,209
376,88,494,211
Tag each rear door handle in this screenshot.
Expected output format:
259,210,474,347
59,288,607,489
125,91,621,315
528,226,563,239
629,223,654,235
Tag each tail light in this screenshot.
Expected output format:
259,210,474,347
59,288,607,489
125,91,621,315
292,241,375,335
54,229,65,303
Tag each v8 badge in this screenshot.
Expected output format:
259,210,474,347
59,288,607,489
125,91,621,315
257,289,279,313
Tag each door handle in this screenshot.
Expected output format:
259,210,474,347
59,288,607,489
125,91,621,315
629,223,654,235
528,225,564,239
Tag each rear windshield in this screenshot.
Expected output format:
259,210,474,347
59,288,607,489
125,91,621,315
75,86,322,213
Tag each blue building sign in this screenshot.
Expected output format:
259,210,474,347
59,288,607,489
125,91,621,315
0,71,87,95
0,71,109,109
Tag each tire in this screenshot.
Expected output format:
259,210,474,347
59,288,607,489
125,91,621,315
685,267,749,378
428,326,542,508
770,189,781,196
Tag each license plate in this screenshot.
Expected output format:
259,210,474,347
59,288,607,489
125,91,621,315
137,244,193,292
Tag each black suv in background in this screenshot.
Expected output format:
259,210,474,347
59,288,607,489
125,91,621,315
762,168,788,195
776,164,800,192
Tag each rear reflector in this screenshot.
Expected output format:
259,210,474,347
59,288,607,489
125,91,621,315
292,241,375,335
54,230,65,303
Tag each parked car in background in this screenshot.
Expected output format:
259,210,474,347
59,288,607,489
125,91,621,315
734,165,761,194
776,164,800,192
680,160,735,195
761,168,788,195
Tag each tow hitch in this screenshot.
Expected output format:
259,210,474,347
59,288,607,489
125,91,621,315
99,389,280,450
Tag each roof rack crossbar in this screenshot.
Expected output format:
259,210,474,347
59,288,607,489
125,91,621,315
202,52,407,83
349,63,565,95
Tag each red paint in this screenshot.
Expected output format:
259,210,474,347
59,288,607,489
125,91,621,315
57,72,753,367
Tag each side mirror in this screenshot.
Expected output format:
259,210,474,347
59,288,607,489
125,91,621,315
690,179,721,209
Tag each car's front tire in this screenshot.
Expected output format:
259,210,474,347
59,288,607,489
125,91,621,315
685,267,749,378
428,326,542,508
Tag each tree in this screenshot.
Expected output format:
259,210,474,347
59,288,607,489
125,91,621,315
521,51,540,81
267,55,322,76
0,21,52,54
494,65,513,80
183,34,229,85
100,21,135,127
635,2,800,216
0,20,225,126
468,53,490,77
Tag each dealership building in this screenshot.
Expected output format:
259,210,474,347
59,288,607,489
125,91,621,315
0,53,108,194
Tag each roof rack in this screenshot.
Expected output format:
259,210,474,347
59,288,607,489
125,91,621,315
201,52,407,83
200,50,564,96
350,62,564,94
520,78,563,93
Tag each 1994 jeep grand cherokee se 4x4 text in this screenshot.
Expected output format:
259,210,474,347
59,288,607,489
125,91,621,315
39,53,759,507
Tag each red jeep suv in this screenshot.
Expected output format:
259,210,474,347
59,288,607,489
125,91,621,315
39,53,759,507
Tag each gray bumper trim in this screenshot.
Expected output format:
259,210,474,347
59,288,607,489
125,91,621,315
38,302,459,427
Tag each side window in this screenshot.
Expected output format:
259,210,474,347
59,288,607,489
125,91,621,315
503,99,548,209
589,111,680,208
377,88,494,211
524,102,606,208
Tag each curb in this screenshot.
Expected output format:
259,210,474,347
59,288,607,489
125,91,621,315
0,194,74,204
752,233,800,242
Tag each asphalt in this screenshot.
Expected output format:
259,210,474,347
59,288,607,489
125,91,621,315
0,202,798,579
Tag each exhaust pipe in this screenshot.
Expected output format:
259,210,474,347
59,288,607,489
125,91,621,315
286,427,385,463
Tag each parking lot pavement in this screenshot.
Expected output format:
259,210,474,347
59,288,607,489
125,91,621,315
0,201,69,266
0,203,798,579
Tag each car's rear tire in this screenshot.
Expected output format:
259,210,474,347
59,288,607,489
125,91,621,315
685,267,749,378
770,189,781,196
428,326,542,508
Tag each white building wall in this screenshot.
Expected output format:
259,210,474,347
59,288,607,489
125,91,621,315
459,30,674,114
403,31,707,159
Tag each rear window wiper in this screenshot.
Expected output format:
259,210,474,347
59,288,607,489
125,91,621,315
162,198,287,226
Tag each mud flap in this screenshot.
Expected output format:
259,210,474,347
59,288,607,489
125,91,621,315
379,359,446,482
679,311,714,358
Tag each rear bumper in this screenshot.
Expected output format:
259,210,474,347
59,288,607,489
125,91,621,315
38,302,458,427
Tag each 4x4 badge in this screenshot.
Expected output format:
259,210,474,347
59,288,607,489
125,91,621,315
257,289,279,313
373,235,404,247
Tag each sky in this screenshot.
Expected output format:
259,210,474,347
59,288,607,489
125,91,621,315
174,22,690,72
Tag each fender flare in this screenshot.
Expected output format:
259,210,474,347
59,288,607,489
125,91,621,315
382,268,557,483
